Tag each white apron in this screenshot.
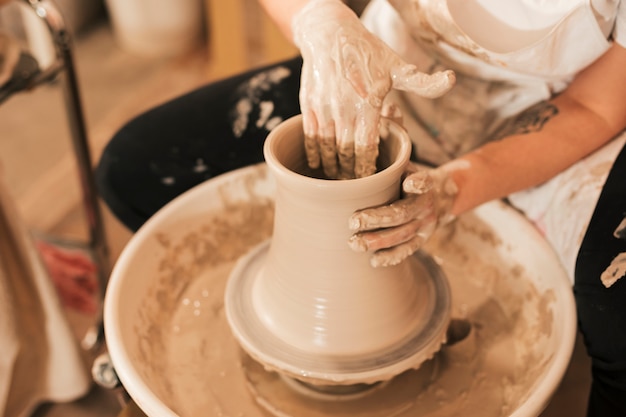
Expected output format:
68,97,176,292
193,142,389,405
362,0,626,280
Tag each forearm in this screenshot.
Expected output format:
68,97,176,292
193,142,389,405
443,44,626,215
445,99,624,215
446,100,615,215
258,0,312,42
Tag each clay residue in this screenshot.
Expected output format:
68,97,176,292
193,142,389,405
131,203,559,417
601,252,626,288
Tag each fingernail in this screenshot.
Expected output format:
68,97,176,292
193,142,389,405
404,174,431,193
371,252,405,268
349,216,361,230
404,179,423,194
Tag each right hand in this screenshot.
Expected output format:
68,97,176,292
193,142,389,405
292,0,455,179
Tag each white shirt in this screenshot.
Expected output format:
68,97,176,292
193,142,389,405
362,0,626,282
369,0,624,86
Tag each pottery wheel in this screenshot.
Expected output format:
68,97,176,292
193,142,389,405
103,164,577,417
225,240,451,388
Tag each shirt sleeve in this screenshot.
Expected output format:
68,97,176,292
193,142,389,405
613,0,626,47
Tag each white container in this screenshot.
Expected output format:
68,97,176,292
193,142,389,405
104,0,203,58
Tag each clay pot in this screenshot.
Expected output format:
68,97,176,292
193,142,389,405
254,115,419,355
224,115,451,385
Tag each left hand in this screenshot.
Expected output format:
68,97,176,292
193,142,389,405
348,165,458,267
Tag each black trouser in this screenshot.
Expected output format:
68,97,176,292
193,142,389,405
96,56,626,416
96,57,303,231
575,142,626,417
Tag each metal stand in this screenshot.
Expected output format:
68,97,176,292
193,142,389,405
1,0,110,352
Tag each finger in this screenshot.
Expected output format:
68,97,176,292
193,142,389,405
354,107,380,178
318,118,339,178
336,116,356,179
391,65,455,99
308,95,339,178
320,136,339,179
369,233,428,268
349,195,433,231
302,109,321,169
348,218,424,252
300,72,322,170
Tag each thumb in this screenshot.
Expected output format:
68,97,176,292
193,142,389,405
403,170,435,194
391,64,455,99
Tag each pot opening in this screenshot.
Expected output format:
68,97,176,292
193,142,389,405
266,117,406,180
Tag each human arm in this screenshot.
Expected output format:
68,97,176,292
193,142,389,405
351,42,626,266
258,0,455,179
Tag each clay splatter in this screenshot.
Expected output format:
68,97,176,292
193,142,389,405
231,66,291,138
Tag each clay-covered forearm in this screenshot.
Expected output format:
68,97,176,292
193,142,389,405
443,102,578,214
445,43,626,216
446,101,615,215
257,0,312,42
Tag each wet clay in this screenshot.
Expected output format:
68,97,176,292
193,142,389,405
134,199,555,417
223,115,450,386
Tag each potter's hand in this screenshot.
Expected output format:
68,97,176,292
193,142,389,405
292,0,455,179
348,166,458,267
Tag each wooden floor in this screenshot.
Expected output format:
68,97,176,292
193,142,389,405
1,18,592,417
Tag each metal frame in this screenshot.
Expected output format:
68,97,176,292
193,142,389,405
2,0,110,351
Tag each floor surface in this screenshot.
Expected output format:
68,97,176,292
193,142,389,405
1,16,592,417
